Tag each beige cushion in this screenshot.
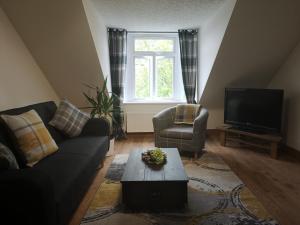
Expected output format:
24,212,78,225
1,110,58,166
159,125,193,140
174,104,201,125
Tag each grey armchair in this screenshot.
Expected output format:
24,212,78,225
152,106,209,158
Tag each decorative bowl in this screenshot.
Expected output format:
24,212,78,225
141,148,167,166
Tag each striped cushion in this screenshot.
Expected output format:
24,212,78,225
49,100,89,137
1,110,58,167
174,104,201,125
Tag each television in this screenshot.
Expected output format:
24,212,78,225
224,88,284,134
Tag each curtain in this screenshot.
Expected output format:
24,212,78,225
108,28,127,139
178,29,198,104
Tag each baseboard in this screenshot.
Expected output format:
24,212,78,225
284,145,300,160
126,132,154,135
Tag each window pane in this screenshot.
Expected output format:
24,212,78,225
135,39,173,52
135,57,151,98
156,57,173,98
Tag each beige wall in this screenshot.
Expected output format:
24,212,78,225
0,0,104,107
83,0,111,92
268,41,300,151
0,7,59,111
198,0,236,100
200,0,300,128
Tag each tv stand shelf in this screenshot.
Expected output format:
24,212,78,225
217,125,282,159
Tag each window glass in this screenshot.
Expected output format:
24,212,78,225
156,57,173,98
135,39,173,52
135,56,151,98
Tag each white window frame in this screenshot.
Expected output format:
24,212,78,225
124,33,185,103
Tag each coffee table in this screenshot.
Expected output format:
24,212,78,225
121,148,188,210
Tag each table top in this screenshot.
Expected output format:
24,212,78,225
121,148,188,182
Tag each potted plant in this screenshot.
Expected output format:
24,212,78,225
82,78,123,153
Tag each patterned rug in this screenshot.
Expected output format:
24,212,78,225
81,151,279,225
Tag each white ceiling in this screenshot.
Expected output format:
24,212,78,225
91,0,227,31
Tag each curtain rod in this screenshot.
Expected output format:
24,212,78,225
127,31,178,34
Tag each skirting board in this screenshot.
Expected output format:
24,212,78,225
284,145,300,160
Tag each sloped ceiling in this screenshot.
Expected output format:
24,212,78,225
91,0,227,31
201,0,300,110
0,0,105,107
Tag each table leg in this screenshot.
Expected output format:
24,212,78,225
270,142,278,159
220,131,226,146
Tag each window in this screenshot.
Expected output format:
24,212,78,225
125,33,185,102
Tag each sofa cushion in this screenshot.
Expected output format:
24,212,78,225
1,110,58,167
33,136,108,225
0,143,19,170
159,125,193,140
49,100,89,137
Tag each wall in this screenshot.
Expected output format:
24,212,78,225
0,7,59,111
268,41,300,151
0,0,105,107
83,0,112,92
200,0,300,129
124,103,181,132
198,0,236,99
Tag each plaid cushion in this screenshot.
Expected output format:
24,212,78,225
49,100,89,137
174,104,201,125
1,110,58,166
0,143,19,170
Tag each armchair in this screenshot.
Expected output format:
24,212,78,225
153,106,209,158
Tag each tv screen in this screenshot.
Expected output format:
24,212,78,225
224,88,284,133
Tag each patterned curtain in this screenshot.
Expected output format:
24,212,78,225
178,29,198,104
108,28,127,139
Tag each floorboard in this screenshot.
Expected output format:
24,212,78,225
69,133,300,225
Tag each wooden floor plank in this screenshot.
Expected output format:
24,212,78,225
69,133,300,225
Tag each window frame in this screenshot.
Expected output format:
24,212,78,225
124,33,185,103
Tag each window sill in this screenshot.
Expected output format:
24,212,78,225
123,100,186,105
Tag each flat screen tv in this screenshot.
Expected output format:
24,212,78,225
224,88,284,134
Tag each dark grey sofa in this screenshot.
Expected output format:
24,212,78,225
0,101,110,225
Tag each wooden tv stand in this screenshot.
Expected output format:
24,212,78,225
217,125,282,159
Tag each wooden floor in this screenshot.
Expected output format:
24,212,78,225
69,133,300,225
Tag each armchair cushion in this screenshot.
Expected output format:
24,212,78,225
160,125,193,140
174,104,201,125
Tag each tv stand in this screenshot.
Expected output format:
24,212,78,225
217,125,282,159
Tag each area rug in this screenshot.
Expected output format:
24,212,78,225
81,151,279,225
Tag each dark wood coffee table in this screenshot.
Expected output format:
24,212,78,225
121,148,188,210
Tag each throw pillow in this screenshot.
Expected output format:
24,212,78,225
174,104,201,125
0,143,19,170
1,110,58,167
49,99,89,137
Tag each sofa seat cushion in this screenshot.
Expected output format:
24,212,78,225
159,125,193,140
33,136,108,225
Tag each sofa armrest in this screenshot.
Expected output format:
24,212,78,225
193,108,209,136
80,118,110,137
0,169,56,225
153,107,176,132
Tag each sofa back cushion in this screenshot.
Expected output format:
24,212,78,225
0,101,65,167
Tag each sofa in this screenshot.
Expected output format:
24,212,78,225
0,101,110,225
153,106,209,158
